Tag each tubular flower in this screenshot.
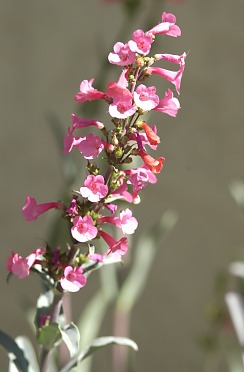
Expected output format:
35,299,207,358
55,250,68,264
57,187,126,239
134,85,159,111
99,230,128,256
138,122,161,146
80,175,108,202
22,196,63,222
74,79,106,103
7,248,45,279
147,12,181,37
60,266,87,292
71,215,98,242
128,29,153,55
136,150,165,174
153,89,181,117
108,42,136,66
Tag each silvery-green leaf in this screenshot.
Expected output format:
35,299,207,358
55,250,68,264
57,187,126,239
60,323,80,358
225,292,244,346
9,336,39,372
60,336,138,372
0,330,29,372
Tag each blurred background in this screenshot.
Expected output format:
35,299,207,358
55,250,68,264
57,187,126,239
1,0,244,371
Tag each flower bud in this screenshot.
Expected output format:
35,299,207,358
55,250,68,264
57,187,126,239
136,57,144,67
114,147,124,159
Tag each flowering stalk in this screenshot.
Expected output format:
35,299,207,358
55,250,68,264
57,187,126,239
5,10,186,371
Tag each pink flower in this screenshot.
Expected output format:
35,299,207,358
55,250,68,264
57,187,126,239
108,42,136,66
63,127,83,154
80,175,108,202
71,113,104,130
99,230,128,256
128,29,153,55
153,89,181,117
22,196,63,222
60,266,86,292
124,166,157,199
134,85,159,111
88,253,104,262
7,248,45,279
109,99,137,119
110,178,133,203
106,81,136,119
71,215,98,242
119,209,138,234
75,79,106,103
78,133,105,159
148,53,186,94
147,12,181,37
98,208,137,234
136,150,165,174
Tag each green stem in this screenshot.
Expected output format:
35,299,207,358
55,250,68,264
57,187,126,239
39,293,63,372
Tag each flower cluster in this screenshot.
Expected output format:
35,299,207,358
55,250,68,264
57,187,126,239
7,12,186,293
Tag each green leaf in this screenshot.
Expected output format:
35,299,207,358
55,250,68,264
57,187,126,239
0,330,29,372
37,323,62,350
60,336,138,372
60,323,80,358
8,336,39,372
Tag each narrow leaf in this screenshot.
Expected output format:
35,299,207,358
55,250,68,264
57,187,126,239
0,330,29,372
9,336,39,372
60,322,80,358
225,292,244,346
60,336,138,372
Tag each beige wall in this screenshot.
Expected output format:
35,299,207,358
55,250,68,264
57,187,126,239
1,0,244,371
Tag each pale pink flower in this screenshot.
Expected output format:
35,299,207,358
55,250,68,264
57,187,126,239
128,29,153,55
71,113,104,130
148,53,186,94
80,175,108,202
124,166,157,199
7,248,45,279
134,85,159,111
88,253,104,262
153,89,181,117
99,230,128,256
78,133,105,159
98,208,137,234
109,99,137,119
106,80,136,118
119,209,138,234
147,12,181,37
60,266,86,292
108,42,136,66
22,196,63,222
71,215,98,242
75,79,106,103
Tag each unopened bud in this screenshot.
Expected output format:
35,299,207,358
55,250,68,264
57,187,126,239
135,120,144,129
128,74,135,83
115,147,123,159
136,57,145,67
